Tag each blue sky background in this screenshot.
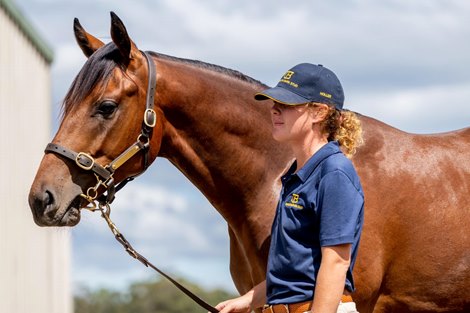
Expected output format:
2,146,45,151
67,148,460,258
14,0,470,293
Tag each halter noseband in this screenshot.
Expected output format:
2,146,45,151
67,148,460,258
44,51,157,206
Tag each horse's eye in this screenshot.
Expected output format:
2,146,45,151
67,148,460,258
96,101,118,118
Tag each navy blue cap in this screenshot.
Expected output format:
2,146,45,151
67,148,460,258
255,63,344,109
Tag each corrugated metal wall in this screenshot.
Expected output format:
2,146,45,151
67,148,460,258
0,5,72,313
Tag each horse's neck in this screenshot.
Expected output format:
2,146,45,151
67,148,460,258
156,59,292,224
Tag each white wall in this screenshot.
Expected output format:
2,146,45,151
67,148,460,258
0,6,72,313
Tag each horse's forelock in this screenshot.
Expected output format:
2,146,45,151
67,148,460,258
61,43,124,119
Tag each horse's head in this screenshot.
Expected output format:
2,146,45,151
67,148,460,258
29,13,163,226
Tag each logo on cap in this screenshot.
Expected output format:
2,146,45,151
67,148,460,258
320,91,332,99
283,71,294,80
280,71,298,88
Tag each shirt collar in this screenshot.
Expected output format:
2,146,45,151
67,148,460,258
283,141,342,183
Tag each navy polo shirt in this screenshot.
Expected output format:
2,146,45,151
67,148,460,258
266,141,364,305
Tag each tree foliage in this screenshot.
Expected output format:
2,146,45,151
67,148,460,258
75,277,236,313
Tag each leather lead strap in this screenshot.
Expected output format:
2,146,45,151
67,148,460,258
111,229,219,313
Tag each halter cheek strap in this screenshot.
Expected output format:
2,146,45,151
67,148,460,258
142,50,157,135
44,51,157,205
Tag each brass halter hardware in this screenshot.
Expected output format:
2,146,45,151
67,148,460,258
75,152,94,170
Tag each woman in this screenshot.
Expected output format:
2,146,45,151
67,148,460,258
216,63,364,313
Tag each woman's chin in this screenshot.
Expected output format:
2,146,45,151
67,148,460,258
272,131,288,143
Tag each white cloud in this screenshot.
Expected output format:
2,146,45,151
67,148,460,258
351,82,470,133
72,178,231,290
52,43,87,75
116,184,188,213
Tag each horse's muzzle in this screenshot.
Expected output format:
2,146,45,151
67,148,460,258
28,183,83,227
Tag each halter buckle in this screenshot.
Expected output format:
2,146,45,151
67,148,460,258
144,109,157,127
76,152,95,170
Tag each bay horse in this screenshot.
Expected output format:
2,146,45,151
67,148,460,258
28,13,469,313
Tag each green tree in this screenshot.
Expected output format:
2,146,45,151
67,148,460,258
74,276,236,313
75,287,128,313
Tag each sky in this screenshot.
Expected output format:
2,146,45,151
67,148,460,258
13,0,470,294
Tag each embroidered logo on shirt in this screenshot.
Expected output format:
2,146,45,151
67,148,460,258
285,193,304,209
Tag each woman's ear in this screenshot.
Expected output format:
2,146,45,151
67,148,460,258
312,103,329,122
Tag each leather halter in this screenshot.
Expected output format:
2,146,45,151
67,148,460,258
44,50,157,206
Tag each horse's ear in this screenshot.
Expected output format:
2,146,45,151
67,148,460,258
73,18,105,58
110,12,139,63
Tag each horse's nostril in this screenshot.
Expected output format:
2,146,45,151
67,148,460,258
40,189,57,220
32,189,55,216
29,186,59,225
45,190,54,206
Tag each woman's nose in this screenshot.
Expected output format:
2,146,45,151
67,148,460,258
271,106,281,115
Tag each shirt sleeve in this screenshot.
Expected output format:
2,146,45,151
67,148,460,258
317,170,364,247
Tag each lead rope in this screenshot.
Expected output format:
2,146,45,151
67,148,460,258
85,202,219,313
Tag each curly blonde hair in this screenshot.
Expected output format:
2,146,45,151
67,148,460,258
312,103,363,158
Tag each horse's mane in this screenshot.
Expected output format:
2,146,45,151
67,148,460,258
62,44,266,119
148,51,266,87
